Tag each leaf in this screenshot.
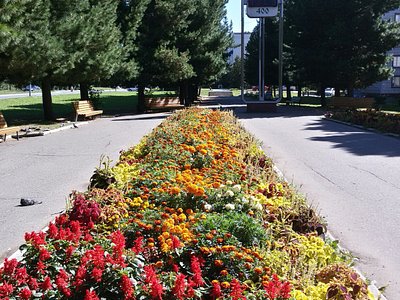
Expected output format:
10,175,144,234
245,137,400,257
327,287,338,299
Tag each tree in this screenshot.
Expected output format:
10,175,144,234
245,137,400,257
285,0,400,104
60,0,124,100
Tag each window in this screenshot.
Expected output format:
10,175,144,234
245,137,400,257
392,76,400,88
393,56,400,68
395,13,400,23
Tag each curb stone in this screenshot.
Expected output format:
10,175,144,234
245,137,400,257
323,116,400,141
270,151,387,300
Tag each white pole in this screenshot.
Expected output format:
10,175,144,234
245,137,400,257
241,0,245,101
278,0,284,101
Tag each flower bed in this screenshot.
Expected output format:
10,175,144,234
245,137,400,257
0,108,374,299
326,109,400,135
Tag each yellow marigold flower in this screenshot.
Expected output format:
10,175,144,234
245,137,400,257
221,282,230,289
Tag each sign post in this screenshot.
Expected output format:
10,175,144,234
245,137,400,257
246,0,280,103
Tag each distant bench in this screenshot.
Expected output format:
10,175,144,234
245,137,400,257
73,100,103,122
144,97,184,112
327,97,375,110
0,112,20,142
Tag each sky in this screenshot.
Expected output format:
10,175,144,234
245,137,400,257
226,0,258,33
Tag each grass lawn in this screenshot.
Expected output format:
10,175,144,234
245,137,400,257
0,91,138,126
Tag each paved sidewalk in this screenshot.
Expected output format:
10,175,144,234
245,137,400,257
0,113,167,260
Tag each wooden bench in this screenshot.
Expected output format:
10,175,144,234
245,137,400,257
73,100,103,121
144,97,184,112
327,97,375,110
0,112,21,142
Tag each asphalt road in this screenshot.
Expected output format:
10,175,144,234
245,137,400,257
0,113,166,260
233,105,400,299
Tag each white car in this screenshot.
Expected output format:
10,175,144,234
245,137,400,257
325,88,335,97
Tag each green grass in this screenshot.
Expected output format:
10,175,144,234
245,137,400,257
0,91,138,126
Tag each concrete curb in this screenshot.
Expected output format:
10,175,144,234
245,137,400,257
272,163,387,300
41,121,89,135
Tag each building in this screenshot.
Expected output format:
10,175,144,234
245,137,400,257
227,32,251,64
361,8,400,96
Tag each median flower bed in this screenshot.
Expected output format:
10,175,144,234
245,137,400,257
326,109,400,135
1,108,374,299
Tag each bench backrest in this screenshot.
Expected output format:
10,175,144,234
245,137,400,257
73,100,95,112
144,97,180,106
328,97,375,108
0,112,8,129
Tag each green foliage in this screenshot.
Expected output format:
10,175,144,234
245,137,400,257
196,211,269,247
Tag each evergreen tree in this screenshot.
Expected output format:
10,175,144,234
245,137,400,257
285,0,400,103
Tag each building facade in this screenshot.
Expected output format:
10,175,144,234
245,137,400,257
227,32,251,64
361,8,400,96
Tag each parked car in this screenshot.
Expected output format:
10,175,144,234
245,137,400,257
325,88,335,97
127,87,138,92
22,85,41,92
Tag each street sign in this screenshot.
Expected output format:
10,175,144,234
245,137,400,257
246,0,278,18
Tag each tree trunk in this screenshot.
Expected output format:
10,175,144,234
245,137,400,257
287,85,292,100
179,82,185,105
41,77,53,121
334,87,340,97
297,85,302,97
80,83,89,100
137,84,146,113
347,84,354,97
320,84,326,107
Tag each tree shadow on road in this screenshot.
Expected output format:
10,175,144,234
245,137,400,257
304,119,400,157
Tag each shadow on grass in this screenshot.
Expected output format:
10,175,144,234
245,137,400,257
1,94,138,126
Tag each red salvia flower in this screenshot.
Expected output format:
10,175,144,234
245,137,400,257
171,235,181,249
18,287,32,300
120,274,134,300
230,278,246,300
84,289,100,300
39,247,51,261
92,268,103,282
132,236,144,255
40,276,52,291
0,282,14,297
211,281,222,299
48,222,58,239
3,258,18,275
171,273,186,299
144,265,163,300
190,256,204,287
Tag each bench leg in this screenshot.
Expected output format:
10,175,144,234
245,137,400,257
3,134,6,142
16,131,19,141
75,114,79,122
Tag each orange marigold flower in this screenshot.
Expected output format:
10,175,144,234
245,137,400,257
220,269,228,276
170,187,181,195
254,267,263,275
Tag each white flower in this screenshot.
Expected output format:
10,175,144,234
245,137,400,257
204,204,212,211
224,190,235,197
241,197,249,204
226,180,233,185
225,203,235,210
216,193,222,199
232,184,241,193
254,203,263,211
